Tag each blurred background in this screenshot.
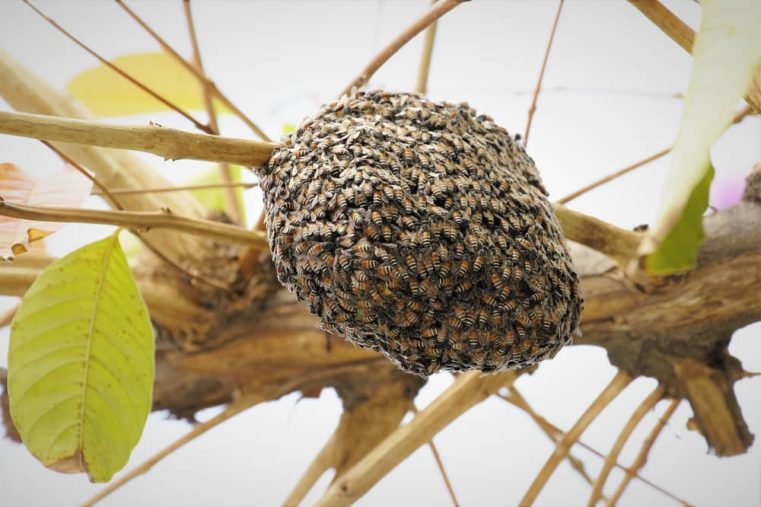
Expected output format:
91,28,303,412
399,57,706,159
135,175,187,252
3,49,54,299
0,1,759,505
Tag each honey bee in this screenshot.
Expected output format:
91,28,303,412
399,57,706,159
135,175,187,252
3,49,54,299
456,258,471,278
473,253,485,272
454,279,473,294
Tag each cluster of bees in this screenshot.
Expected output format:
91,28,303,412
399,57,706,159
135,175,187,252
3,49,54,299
261,90,582,377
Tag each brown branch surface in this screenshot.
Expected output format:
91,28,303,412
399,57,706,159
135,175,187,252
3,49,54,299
0,110,275,167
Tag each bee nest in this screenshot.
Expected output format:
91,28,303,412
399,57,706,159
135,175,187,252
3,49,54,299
261,90,582,377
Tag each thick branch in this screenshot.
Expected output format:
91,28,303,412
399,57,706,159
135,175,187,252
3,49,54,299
0,110,275,167
0,198,268,248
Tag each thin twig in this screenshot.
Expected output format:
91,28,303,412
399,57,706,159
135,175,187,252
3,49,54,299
411,405,460,507
556,106,755,205
0,110,276,167
414,0,439,95
496,390,596,487
520,371,632,506
587,386,663,507
92,181,258,196
498,388,688,505
340,0,468,97
607,399,682,506
0,199,268,248
82,396,262,507
183,0,244,224
114,0,271,141
24,0,211,134
523,0,564,146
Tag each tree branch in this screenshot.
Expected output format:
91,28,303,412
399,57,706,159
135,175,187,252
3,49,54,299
0,110,276,167
315,371,517,507
628,0,761,113
340,0,469,97
0,198,268,248
414,0,439,95
587,387,663,507
520,371,632,506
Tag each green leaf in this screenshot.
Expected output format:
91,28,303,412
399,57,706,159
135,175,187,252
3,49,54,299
643,0,761,274
8,232,154,482
645,164,714,274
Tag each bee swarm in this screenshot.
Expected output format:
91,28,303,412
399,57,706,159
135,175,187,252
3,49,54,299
261,90,582,377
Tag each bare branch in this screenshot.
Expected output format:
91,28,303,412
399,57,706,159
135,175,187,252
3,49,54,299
315,371,517,507
93,181,258,196
183,0,244,224
523,0,565,146
0,199,268,248
500,387,688,505
587,386,663,507
24,0,211,133
340,0,469,97
607,399,681,506
557,106,755,205
0,303,18,328
553,203,642,266
520,371,632,506
414,0,439,95
411,405,460,507
114,0,270,141
82,396,263,507
0,110,276,167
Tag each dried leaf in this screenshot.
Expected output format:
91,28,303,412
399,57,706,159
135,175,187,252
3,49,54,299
0,163,92,260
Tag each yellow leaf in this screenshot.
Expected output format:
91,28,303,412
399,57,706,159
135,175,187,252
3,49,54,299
67,52,227,117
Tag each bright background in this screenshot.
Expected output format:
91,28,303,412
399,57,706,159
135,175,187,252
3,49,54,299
1,1,760,506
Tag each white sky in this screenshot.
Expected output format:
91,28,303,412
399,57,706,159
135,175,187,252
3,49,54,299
0,1,760,506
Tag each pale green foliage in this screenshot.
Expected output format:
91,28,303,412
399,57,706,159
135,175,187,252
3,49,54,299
644,0,761,274
8,232,154,482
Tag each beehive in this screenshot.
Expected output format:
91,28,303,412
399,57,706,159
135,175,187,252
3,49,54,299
261,90,582,377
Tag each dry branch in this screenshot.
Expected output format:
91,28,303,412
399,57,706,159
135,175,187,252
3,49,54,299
314,371,517,507
0,199,268,248
114,0,271,141
520,371,632,505
0,110,275,167
607,399,681,506
587,387,663,506
414,0,439,95
341,0,468,97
